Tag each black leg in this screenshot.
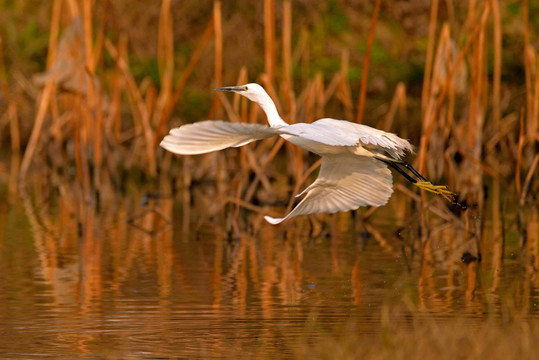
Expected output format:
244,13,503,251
400,161,428,182
375,156,458,203
375,157,417,184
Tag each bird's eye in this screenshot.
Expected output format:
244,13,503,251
243,86,248,91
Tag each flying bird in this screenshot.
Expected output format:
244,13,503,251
160,83,454,224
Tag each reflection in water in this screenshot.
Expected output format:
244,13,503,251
0,184,538,358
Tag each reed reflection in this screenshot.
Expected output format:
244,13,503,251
0,174,537,357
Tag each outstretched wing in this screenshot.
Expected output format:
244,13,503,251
264,154,393,224
160,120,279,155
282,118,413,158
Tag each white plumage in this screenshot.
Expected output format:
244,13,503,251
162,121,279,155
160,83,415,224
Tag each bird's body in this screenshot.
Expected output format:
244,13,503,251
161,83,453,224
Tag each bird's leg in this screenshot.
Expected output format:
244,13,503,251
397,160,456,201
399,160,428,182
375,157,456,202
398,162,456,201
375,157,417,184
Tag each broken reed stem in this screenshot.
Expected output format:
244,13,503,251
523,0,539,140
520,154,539,207
282,0,293,112
467,7,487,151
339,50,353,121
113,34,128,143
82,0,95,108
0,43,6,101
93,12,108,185
81,117,93,206
158,0,174,91
46,0,62,69
523,0,529,58
533,59,539,142
492,0,502,128
73,95,84,195
516,109,525,194
93,11,106,71
94,80,103,189
445,34,456,143
8,102,20,201
208,0,223,119
298,30,310,86
154,0,174,161
523,0,533,138
531,48,539,140
417,2,490,174
381,82,406,132
82,0,94,72
421,0,439,118
213,0,222,88
356,0,380,124
315,72,325,119
157,0,174,118
81,0,101,190
264,0,275,84
65,0,79,17
8,102,20,155
19,81,54,182
46,0,62,143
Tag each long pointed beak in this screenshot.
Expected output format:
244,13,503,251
215,85,247,92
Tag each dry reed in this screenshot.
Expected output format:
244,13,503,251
0,1,534,247
356,0,381,124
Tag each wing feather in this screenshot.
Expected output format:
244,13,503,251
160,120,279,155
264,154,393,224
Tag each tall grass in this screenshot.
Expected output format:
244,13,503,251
0,1,536,243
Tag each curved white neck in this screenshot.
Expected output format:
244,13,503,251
254,93,289,128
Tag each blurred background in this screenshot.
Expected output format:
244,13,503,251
0,0,538,358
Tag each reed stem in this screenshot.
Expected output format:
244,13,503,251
356,0,381,124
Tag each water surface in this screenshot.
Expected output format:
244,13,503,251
0,191,537,358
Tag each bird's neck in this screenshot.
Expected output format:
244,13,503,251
256,95,288,127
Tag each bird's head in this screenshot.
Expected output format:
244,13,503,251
215,83,288,127
215,83,268,104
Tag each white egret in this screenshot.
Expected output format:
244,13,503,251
160,83,454,224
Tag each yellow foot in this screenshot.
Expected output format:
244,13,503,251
413,181,456,202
